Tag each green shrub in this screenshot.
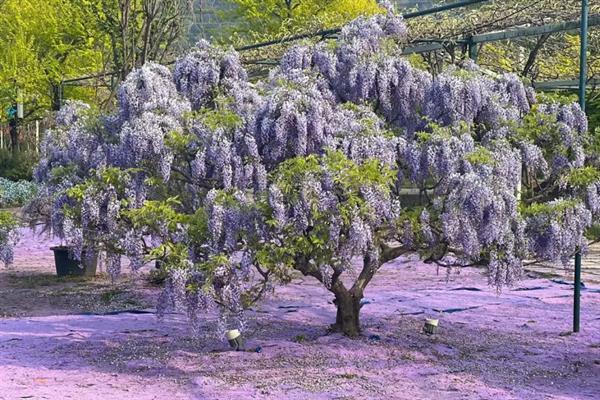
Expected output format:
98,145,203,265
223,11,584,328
147,266,169,285
0,178,38,208
0,149,38,181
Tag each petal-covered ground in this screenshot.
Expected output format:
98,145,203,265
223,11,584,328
0,229,599,399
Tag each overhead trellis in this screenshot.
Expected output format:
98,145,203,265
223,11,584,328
60,0,490,90
403,14,600,55
233,0,490,52
60,0,598,94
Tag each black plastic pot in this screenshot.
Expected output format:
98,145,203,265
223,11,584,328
51,246,98,277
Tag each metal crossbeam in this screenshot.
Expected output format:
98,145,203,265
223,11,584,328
402,0,489,19
471,14,599,43
533,79,600,90
403,42,446,54
402,14,600,56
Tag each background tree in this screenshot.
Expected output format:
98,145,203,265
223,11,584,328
0,0,105,151
84,0,194,100
216,0,382,43
0,0,199,165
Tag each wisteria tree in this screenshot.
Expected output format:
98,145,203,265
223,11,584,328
28,4,598,337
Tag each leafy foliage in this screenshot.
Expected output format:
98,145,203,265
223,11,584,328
215,0,382,44
0,178,38,208
0,149,38,181
0,210,19,266
0,0,105,116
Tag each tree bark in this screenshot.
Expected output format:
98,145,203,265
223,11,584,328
295,244,407,338
330,250,381,337
331,284,362,337
9,117,18,153
51,83,62,111
522,34,550,78
331,245,408,336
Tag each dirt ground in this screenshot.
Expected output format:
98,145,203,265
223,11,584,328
0,229,157,318
0,228,599,399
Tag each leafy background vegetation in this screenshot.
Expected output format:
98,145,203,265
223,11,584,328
0,0,598,186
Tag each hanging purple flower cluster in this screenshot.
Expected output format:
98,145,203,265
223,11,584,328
253,72,338,168
174,40,256,113
204,189,255,253
34,101,105,183
328,104,404,167
189,110,266,192
525,200,591,265
541,102,589,135
426,69,533,129
425,71,491,126
115,63,191,181
402,128,475,185
310,12,430,133
438,170,525,282
119,113,181,181
520,142,549,179
535,102,587,177
584,182,600,216
118,62,190,120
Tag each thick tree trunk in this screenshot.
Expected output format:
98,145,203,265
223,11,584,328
331,287,362,337
51,84,63,111
9,118,18,154
296,244,408,338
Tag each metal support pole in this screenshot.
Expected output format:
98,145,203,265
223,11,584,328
35,120,40,154
467,37,479,61
579,0,589,110
574,251,581,332
574,0,588,334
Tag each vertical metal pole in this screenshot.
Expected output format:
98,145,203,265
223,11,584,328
574,251,581,332
468,37,479,62
574,0,588,334
579,0,588,110
35,120,40,153
59,83,63,109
